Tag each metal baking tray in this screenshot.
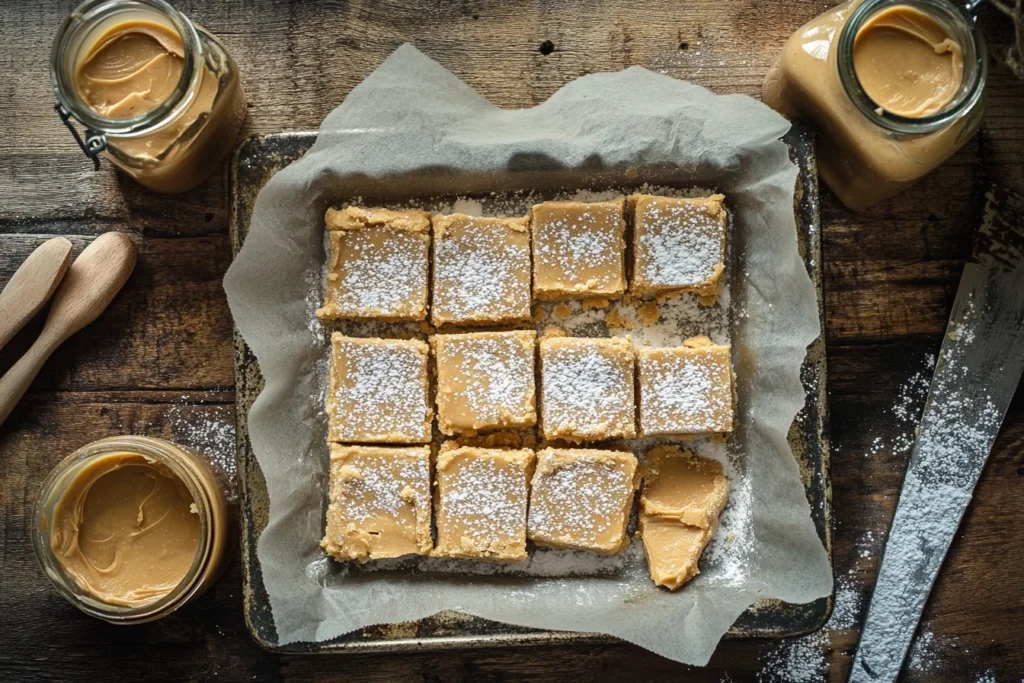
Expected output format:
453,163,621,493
229,125,832,652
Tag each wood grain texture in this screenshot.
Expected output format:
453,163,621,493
1,0,1023,680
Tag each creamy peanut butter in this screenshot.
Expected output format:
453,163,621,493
63,11,246,193
76,21,184,119
762,0,984,210
853,6,963,118
50,452,200,607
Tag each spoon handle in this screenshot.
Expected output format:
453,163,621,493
0,237,73,354
0,336,60,426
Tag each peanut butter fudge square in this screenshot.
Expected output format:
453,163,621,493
433,445,535,560
527,448,638,554
322,445,432,562
326,334,432,444
638,445,729,590
539,336,635,442
316,206,431,321
531,199,626,300
637,336,733,437
431,213,532,326
630,194,727,303
432,330,537,436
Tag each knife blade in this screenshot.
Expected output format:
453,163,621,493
849,184,1024,683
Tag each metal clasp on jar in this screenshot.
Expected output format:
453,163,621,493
54,102,107,170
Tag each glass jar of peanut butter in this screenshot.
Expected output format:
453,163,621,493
763,0,986,210
51,0,247,193
32,436,235,624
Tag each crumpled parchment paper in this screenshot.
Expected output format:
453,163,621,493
223,44,832,665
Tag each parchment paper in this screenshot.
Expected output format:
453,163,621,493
223,44,832,665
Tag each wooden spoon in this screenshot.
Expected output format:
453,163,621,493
0,232,137,427
0,237,73,354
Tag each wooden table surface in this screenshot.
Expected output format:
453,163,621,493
2,1,1023,681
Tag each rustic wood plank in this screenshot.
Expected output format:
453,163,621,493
3,0,1024,680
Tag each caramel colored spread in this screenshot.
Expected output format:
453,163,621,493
75,20,221,166
638,446,729,591
50,452,200,607
76,21,185,119
853,6,963,118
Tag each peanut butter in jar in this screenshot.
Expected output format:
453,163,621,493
51,0,247,193
762,0,986,210
33,436,235,623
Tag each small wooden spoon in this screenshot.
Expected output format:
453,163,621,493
0,232,137,427
0,237,73,354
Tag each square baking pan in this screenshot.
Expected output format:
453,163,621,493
228,124,831,652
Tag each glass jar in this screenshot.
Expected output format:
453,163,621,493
33,436,235,624
51,0,247,193
762,0,986,210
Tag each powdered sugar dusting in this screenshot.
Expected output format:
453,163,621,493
540,339,634,439
433,216,531,323
330,337,429,441
528,451,635,548
757,559,866,681
438,452,529,551
635,196,725,288
166,401,237,498
326,230,427,316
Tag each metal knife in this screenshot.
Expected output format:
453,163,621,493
849,184,1024,682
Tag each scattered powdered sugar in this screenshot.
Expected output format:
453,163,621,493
306,261,328,345
528,452,634,547
638,348,732,434
893,354,934,422
331,338,429,440
690,438,752,589
438,453,528,548
327,230,427,315
433,217,531,322
440,333,533,423
854,293,1008,675
905,624,989,679
533,201,622,288
865,353,934,462
757,561,866,682
635,197,724,288
540,340,633,439
856,530,877,560
166,401,237,497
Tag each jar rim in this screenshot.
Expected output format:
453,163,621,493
32,436,216,624
50,0,204,137
836,0,987,135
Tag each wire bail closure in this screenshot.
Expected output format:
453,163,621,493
55,103,107,170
